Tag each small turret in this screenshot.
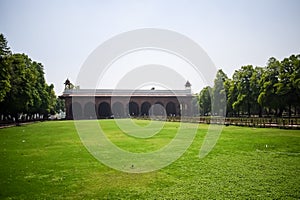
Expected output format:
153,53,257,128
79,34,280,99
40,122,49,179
185,80,191,94
64,78,75,90
185,80,191,88
64,79,71,90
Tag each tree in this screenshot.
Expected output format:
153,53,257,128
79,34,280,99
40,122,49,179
250,67,264,117
0,33,58,122
0,54,36,120
27,61,43,118
291,55,300,95
0,34,12,102
275,55,300,116
232,66,252,116
212,69,227,116
258,57,282,116
47,84,57,116
0,34,11,57
198,86,212,116
290,54,300,115
55,97,65,113
224,78,236,117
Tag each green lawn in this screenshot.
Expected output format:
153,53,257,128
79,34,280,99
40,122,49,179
0,120,299,199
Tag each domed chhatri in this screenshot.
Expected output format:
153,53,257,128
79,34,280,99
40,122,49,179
64,78,71,89
185,80,191,88
185,80,192,94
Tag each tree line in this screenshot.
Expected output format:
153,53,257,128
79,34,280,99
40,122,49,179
1,32,298,120
0,33,64,122
197,54,300,117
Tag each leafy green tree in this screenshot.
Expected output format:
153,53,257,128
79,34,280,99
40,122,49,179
0,34,11,57
0,33,58,121
0,54,36,120
55,97,65,113
0,34,12,102
47,84,57,116
275,57,293,116
224,78,235,117
229,66,263,117
258,57,283,116
232,65,254,116
27,61,43,118
37,82,56,118
212,69,227,116
198,86,212,116
290,54,300,115
291,55,300,95
250,67,264,116
275,55,300,116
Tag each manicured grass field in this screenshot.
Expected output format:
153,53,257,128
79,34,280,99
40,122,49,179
0,120,299,199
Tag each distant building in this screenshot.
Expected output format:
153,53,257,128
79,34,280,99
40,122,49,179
60,81,193,120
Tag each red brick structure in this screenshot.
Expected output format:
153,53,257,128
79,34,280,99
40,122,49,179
60,82,193,120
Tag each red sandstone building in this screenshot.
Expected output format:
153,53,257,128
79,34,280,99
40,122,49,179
60,81,193,120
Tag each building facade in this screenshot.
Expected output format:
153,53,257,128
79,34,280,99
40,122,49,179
60,81,193,120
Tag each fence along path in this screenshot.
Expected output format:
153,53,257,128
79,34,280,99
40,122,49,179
198,117,300,129
159,116,300,129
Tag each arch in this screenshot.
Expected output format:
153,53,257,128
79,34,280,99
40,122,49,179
166,102,176,116
152,102,165,116
84,102,97,119
70,102,82,119
129,101,139,116
141,102,151,116
98,102,111,118
112,102,124,118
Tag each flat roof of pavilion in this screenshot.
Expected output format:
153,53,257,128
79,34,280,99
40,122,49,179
61,89,192,97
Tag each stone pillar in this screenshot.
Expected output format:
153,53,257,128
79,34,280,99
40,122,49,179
64,97,72,120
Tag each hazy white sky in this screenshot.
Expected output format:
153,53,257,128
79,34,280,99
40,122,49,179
1,0,299,94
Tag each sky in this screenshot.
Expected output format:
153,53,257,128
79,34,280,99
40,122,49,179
0,0,300,95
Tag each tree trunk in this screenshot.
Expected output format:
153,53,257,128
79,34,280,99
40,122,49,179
278,108,283,117
13,113,20,125
288,104,292,117
258,106,262,117
248,102,251,117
